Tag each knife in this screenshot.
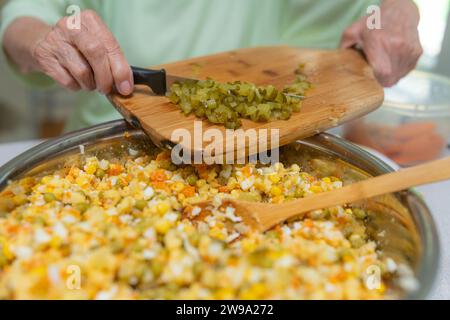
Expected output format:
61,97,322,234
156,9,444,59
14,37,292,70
130,66,304,99
131,66,194,95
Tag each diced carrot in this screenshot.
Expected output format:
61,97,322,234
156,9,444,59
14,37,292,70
152,181,168,191
292,277,301,289
6,225,18,233
108,164,123,176
227,257,239,266
150,169,167,182
304,219,314,228
195,164,208,171
182,185,196,197
307,257,317,266
0,190,14,197
218,186,229,193
194,164,209,179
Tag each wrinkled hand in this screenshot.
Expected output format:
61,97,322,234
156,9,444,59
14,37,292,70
340,0,422,87
31,10,133,94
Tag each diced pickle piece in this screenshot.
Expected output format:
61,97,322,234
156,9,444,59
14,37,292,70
167,65,310,128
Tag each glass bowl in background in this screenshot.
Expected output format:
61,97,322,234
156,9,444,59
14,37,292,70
343,70,450,166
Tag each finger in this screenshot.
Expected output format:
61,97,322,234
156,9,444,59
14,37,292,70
385,39,412,86
53,41,96,91
380,31,422,86
362,33,395,86
70,32,113,94
81,11,133,95
32,29,81,91
340,20,363,49
108,49,133,95
394,44,421,81
57,12,114,94
43,56,81,91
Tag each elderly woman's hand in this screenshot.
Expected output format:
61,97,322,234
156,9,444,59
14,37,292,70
4,10,133,95
340,0,422,87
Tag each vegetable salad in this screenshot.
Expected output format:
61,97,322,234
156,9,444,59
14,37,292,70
0,149,396,299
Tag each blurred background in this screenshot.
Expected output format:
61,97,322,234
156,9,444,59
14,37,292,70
0,0,449,166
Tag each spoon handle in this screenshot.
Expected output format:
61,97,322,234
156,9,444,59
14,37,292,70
268,157,450,225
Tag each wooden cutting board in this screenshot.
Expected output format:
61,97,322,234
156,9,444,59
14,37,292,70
108,46,384,161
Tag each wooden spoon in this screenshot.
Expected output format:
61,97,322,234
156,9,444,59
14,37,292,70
194,157,450,232
109,46,384,160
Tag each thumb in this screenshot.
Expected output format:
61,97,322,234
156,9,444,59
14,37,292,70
340,20,363,49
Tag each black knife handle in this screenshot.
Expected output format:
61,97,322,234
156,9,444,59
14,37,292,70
131,66,167,95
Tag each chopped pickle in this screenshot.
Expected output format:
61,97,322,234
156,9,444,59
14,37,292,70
134,199,148,211
43,192,56,203
167,66,311,128
74,202,89,214
186,174,198,186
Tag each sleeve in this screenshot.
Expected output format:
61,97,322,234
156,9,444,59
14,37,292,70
0,0,70,87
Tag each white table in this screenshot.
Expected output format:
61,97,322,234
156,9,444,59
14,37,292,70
0,140,448,299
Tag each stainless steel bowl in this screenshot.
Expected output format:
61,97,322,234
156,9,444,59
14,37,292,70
0,120,439,299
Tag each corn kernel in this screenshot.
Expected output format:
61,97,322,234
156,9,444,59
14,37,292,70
196,179,207,188
75,176,89,188
241,238,256,253
376,282,386,294
310,185,323,193
171,182,185,193
50,236,62,249
209,227,225,241
13,194,27,206
322,177,331,184
270,186,282,197
240,283,268,299
85,163,97,175
269,174,280,183
41,176,52,184
157,202,170,215
271,195,285,203
155,219,172,235
2,242,14,260
70,192,86,204
214,288,234,300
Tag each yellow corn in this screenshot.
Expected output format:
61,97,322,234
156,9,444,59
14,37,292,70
85,163,97,175
269,174,280,183
171,182,185,193
209,227,225,241
157,202,170,215
310,185,323,193
322,177,331,184
155,219,172,235
270,186,282,197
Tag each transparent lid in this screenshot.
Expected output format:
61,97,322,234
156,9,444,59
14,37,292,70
383,70,450,117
